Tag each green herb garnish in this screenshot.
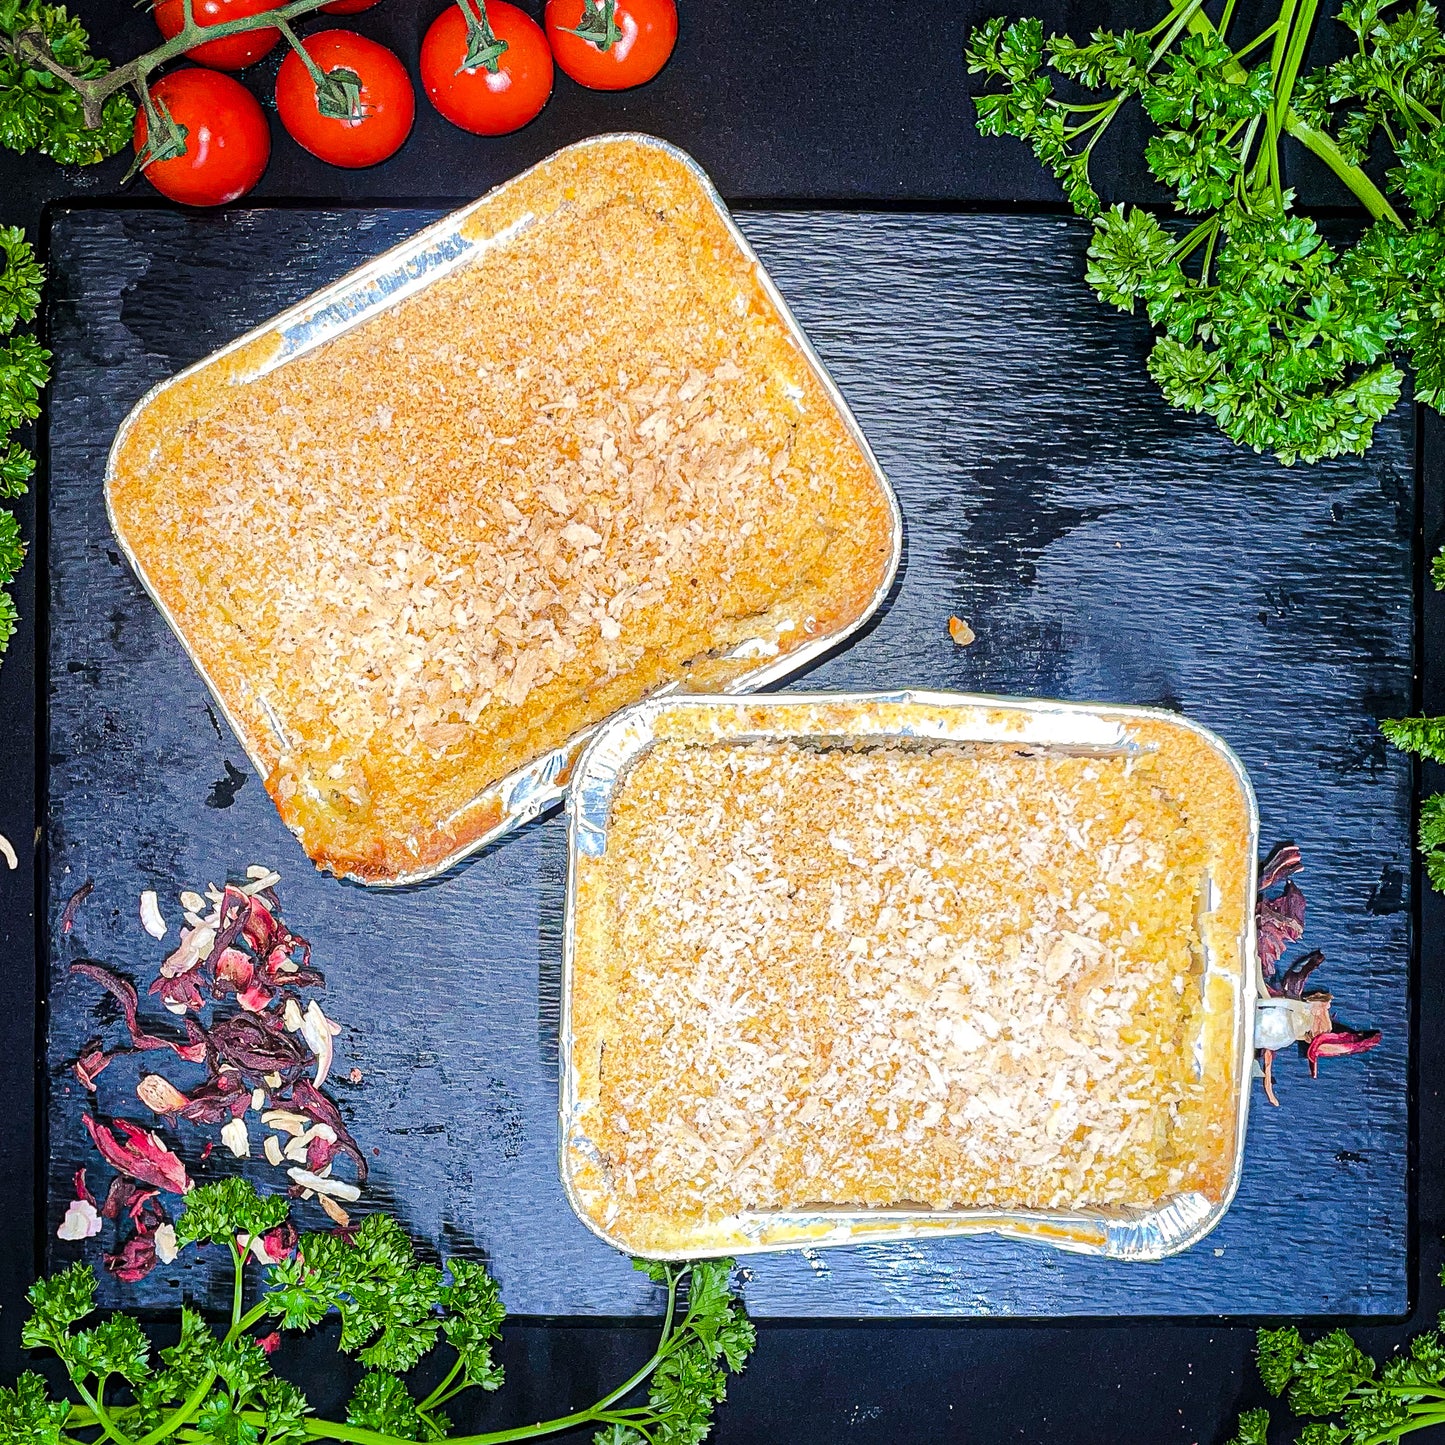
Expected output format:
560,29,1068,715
20,1179,755,1445
966,0,1445,465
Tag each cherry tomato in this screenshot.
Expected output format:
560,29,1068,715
133,67,271,207
421,1,553,136
153,0,281,70
320,0,381,13
275,30,414,168
544,0,675,90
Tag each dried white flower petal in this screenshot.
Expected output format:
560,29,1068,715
282,999,304,1033
264,1135,284,1167
287,1167,360,1202
56,1199,101,1241
0,834,16,870
179,890,205,913
153,1222,179,1264
302,1000,337,1089
160,924,214,978
140,890,167,940
319,1194,351,1228
220,1117,250,1158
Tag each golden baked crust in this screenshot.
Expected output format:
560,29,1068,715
569,716,1251,1255
106,137,896,881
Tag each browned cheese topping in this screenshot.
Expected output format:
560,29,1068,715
107,138,895,880
571,729,1247,1253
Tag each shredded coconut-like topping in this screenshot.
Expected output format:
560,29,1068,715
572,734,1244,1252
108,140,894,880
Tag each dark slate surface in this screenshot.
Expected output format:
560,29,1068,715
44,206,1413,1318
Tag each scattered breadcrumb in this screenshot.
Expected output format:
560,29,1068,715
947,616,975,647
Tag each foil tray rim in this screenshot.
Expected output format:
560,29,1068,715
558,689,1261,1262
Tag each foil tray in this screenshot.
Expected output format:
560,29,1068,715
560,690,1261,1261
103,134,902,886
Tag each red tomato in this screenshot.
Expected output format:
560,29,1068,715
133,67,270,207
275,30,414,168
320,0,381,13
544,0,675,90
152,0,281,70
421,1,553,136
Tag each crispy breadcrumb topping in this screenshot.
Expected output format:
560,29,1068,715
570,724,1248,1254
108,138,894,880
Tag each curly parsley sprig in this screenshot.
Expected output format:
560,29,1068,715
1220,1285,1445,1444
10,1179,755,1445
0,225,46,656
967,0,1445,465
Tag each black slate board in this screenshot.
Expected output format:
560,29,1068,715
44,205,1414,1318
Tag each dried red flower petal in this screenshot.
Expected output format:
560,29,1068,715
73,1168,96,1208
1279,948,1326,1000
101,1174,140,1220
104,1232,158,1282
150,969,207,1014
82,1114,192,1195
74,1042,118,1091
1307,1028,1384,1077
213,947,255,995
289,1079,368,1183
1259,841,1303,891
256,1331,282,1355
306,1134,340,1173
178,1072,251,1126
1258,879,1306,977
238,980,276,1013
71,960,207,1061
61,879,94,935
257,1221,298,1264
205,1013,312,1085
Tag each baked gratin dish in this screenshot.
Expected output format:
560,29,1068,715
563,694,1258,1259
106,136,899,883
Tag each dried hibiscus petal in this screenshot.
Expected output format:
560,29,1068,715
1278,948,1325,1000
1259,841,1303,891
213,947,255,995
150,969,206,1015
1307,1027,1384,1077
60,879,94,935
104,1232,158,1282
206,1013,312,1084
1258,881,1306,977
82,1114,191,1195
71,960,207,1061
289,1079,368,1183
74,1041,118,1091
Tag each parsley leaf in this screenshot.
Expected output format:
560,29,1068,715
0,0,134,165
268,1215,443,1372
0,1373,70,1445
348,1372,448,1443
440,1258,505,1391
177,1178,292,1248
1225,1407,1270,1445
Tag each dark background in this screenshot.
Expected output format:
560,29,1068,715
1,1,1441,1440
